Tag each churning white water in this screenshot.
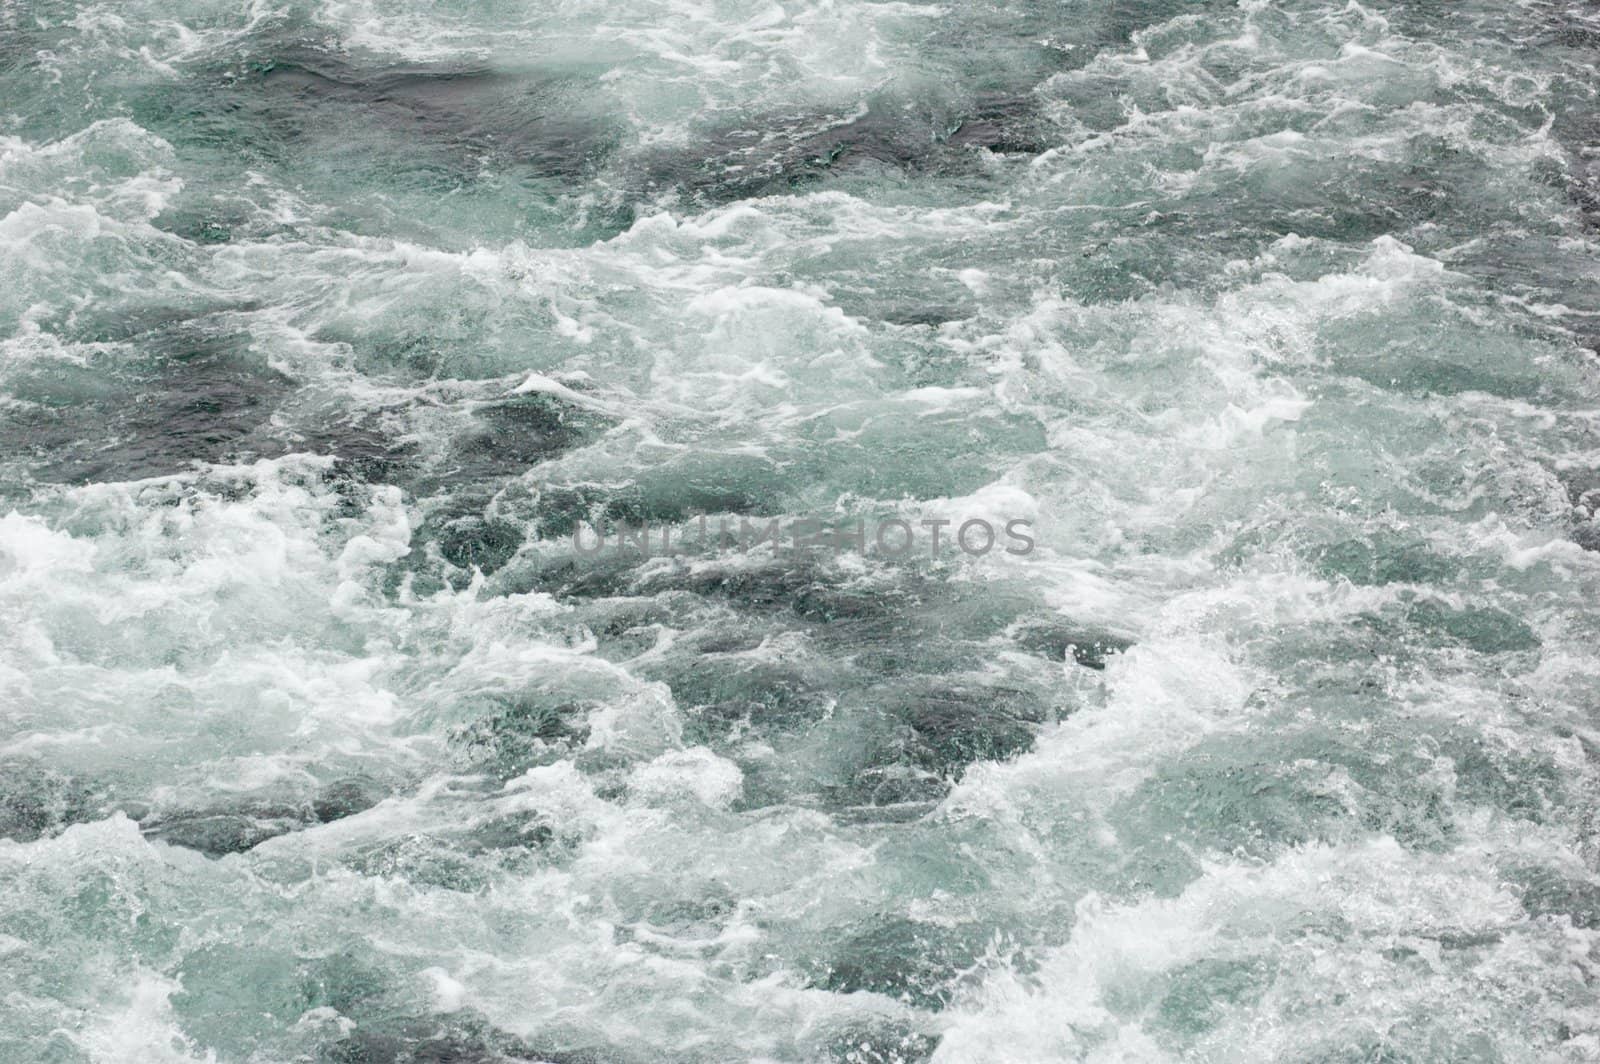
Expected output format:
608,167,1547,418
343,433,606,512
4,0,1600,1060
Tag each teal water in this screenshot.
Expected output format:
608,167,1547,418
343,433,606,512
4,0,1600,1060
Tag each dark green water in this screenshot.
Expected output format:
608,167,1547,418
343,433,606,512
3,0,1600,1060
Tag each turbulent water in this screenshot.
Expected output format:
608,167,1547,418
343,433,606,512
6,0,1600,1060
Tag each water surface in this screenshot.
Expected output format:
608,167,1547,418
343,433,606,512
3,0,1600,1060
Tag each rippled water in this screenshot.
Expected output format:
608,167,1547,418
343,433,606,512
4,0,1600,1060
